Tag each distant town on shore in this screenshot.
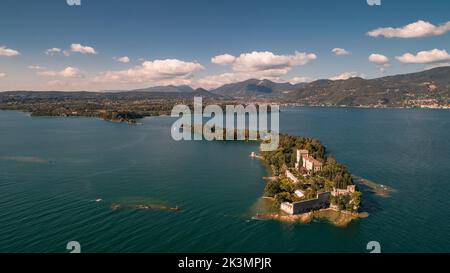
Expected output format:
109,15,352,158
0,66,449,124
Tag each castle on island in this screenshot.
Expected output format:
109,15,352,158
280,149,355,215
295,149,323,175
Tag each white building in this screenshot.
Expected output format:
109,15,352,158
295,149,309,169
285,170,299,184
303,156,323,173
295,190,305,198
331,185,356,197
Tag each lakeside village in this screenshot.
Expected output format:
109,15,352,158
252,134,363,224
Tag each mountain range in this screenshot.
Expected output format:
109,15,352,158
285,67,450,107
212,67,450,107
126,67,450,107
2,67,450,107
210,79,307,98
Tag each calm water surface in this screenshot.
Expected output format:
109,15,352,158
0,108,449,252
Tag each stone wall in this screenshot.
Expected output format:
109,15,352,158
281,192,331,215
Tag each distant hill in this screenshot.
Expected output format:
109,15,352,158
211,79,303,98
130,85,195,93
0,88,225,101
286,66,450,107
2,67,449,108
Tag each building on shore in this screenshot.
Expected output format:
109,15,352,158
280,192,331,215
331,185,356,197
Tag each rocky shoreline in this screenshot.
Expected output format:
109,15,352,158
253,208,368,227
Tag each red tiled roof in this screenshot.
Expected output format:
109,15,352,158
304,156,323,166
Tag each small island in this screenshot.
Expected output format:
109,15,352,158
186,125,365,226
254,134,365,226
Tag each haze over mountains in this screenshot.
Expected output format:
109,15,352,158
122,67,450,106
1,67,450,108
131,85,195,93
121,67,450,107
285,67,450,107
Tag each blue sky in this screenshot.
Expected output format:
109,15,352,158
0,0,449,90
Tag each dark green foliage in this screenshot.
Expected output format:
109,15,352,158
262,133,361,212
320,157,353,189
265,180,282,197
351,191,362,210
274,192,293,204
261,134,325,174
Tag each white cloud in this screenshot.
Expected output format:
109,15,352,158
424,62,450,70
369,53,390,64
69,43,97,55
195,71,285,90
28,65,44,70
45,48,62,55
289,76,315,84
332,48,350,56
329,72,363,81
368,54,391,73
211,54,236,65
0,46,20,57
196,72,316,90
231,51,317,73
46,80,70,89
94,59,204,85
0,72,6,78
368,20,450,38
396,49,450,64
38,67,83,78
378,65,389,74
196,73,243,89
45,44,96,56
114,56,130,63
197,51,317,89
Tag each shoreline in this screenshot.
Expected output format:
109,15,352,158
253,208,368,227
254,171,392,227
278,103,450,110
1,104,449,125
254,134,367,227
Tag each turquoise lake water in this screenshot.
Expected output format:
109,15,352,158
0,108,449,253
